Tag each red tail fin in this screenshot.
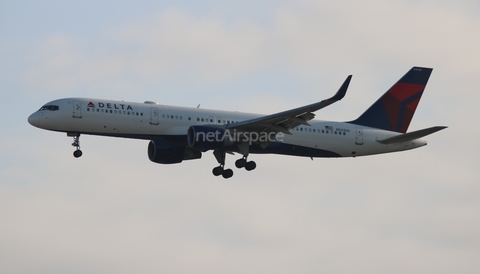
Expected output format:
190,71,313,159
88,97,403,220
350,67,432,133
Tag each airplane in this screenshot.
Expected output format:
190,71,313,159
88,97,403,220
28,66,446,178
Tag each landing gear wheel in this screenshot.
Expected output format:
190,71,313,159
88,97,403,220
235,158,246,168
212,150,235,178
245,161,256,171
212,166,224,176
70,133,82,158
73,150,83,158
222,169,234,179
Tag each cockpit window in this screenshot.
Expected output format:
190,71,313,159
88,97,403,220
39,105,59,111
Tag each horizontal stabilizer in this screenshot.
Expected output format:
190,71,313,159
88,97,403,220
377,126,447,144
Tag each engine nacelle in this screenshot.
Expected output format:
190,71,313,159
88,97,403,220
148,140,201,164
187,125,231,151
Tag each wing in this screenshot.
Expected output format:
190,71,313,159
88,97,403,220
227,75,352,135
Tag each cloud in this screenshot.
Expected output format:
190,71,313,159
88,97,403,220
24,8,271,100
22,1,480,114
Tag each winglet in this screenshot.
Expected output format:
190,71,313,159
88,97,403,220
330,75,352,101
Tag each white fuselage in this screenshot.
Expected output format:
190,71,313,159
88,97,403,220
28,98,427,158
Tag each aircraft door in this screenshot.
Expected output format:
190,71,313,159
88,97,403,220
150,107,160,125
73,100,82,118
355,127,364,145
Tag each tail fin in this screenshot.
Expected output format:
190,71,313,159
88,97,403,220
350,67,433,133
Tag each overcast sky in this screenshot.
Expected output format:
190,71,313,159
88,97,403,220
1,0,479,273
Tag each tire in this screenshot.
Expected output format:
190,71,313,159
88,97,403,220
245,161,256,171
222,169,233,178
235,158,246,168
73,150,83,158
212,166,223,176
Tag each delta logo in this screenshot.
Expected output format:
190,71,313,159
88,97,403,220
87,101,134,111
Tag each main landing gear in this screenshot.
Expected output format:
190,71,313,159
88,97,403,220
212,150,233,178
212,150,256,179
70,133,83,158
235,156,256,171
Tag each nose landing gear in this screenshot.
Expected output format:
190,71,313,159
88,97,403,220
70,133,82,158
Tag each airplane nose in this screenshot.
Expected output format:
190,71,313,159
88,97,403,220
28,112,39,127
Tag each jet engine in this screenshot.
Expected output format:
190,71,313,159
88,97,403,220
148,140,201,164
